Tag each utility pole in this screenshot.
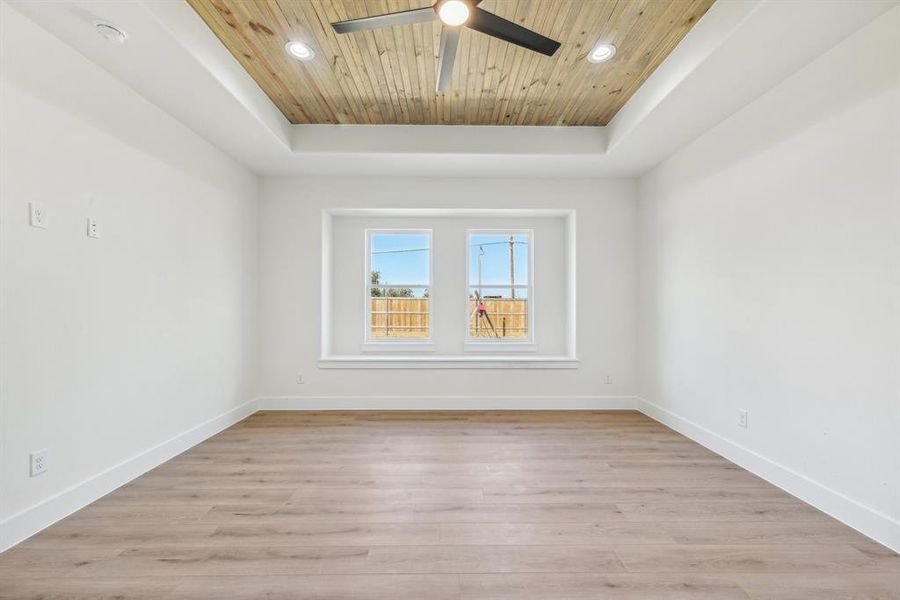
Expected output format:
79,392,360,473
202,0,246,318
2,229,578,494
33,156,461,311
509,235,516,299
476,246,484,335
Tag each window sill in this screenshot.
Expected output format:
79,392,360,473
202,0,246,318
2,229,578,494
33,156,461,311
464,342,537,353
319,355,578,369
361,342,435,353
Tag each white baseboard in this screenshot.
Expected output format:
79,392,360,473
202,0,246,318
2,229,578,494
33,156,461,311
259,395,637,411
0,398,259,553
637,397,900,553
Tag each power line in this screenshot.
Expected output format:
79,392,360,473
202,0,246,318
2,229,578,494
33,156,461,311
471,241,528,247
372,241,527,254
371,247,429,254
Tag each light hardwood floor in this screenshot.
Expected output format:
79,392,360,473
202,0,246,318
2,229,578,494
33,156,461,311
0,411,897,599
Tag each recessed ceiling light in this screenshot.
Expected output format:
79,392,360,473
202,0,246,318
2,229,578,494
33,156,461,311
587,42,616,63
285,40,315,61
438,0,470,26
94,21,127,45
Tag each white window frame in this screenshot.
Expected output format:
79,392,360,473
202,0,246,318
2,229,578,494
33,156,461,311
363,228,434,349
464,228,535,350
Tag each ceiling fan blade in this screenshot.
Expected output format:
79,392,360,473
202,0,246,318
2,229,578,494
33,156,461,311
332,7,437,34
467,7,560,56
436,26,461,93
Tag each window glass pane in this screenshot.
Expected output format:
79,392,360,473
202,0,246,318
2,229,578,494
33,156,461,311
370,290,430,339
369,232,430,340
468,287,529,339
371,233,430,286
468,232,530,340
468,233,529,286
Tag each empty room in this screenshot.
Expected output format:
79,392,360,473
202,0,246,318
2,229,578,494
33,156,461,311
1,0,898,598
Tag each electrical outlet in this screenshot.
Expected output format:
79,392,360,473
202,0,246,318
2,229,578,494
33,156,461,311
605,375,612,385
86,217,99,238
30,449,48,476
738,409,749,429
29,203,47,228
296,374,304,384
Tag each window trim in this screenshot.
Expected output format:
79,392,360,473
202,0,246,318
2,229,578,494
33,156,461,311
464,228,535,349
363,228,434,348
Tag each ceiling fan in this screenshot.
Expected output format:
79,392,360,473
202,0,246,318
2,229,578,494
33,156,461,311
331,0,561,93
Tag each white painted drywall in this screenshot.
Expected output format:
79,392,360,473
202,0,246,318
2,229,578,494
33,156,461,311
0,2,258,535
637,7,900,548
258,176,636,401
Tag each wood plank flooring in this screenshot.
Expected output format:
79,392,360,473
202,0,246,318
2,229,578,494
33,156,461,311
0,410,897,599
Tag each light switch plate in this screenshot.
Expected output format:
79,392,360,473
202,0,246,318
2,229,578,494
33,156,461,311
87,217,99,238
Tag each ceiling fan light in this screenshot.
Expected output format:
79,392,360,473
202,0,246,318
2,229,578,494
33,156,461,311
438,0,470,26
587,42,616,63
285,40,315,61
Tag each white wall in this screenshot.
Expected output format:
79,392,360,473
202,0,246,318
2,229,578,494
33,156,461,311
0,3,258,547
637,7,900,550
259,176,636,405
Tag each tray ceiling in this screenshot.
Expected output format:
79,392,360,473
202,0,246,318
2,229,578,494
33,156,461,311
187,0,715,126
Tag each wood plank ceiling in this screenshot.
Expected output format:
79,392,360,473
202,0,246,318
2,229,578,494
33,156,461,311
187,0,716,126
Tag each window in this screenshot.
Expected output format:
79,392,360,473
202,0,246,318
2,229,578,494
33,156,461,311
467,230,533,342
323,209,575,367
365,230,432,341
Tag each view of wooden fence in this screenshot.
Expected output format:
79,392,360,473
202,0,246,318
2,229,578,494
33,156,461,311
370,297,430,338
369,298,528,339
468,298,528,339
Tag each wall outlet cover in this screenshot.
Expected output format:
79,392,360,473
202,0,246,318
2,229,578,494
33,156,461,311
30,449,49,476
29,203,47,228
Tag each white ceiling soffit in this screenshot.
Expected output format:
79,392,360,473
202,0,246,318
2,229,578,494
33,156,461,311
7,0,897,177
5,0,292,171
604,0,899,174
